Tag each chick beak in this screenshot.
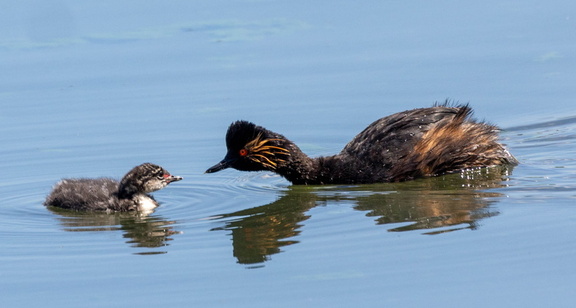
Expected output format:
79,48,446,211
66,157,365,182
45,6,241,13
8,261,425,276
166,175,183,183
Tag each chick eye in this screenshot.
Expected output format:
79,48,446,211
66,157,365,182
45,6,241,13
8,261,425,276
239,149,249,156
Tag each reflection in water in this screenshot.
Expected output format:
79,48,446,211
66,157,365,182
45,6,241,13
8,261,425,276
47,207,180,255
212,166,513,265
353,189,499,234
211,192,316,265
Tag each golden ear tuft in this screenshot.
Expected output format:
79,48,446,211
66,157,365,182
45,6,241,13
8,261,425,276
244,133,290,169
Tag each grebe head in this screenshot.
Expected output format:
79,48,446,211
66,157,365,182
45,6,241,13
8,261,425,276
206,121,290,173
119,163,182,196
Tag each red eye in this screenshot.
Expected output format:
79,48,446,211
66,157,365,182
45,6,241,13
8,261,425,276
239,149,248,156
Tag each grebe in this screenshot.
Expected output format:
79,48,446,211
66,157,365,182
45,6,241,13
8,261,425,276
206,104,517,184
45,163,182,212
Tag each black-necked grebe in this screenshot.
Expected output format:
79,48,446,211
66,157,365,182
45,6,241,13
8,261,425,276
44,163,182,212
206,104,518,184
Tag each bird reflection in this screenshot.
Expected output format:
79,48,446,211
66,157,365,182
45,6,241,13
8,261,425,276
211,166,513,265
211,192,316,265
47,207,180,255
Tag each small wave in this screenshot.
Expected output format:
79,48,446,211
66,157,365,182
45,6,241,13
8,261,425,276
506,114,576,132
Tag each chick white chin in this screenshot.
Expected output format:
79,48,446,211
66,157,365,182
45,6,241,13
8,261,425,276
135,194,159,213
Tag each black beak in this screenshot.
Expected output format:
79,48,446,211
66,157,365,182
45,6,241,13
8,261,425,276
205,156,235,174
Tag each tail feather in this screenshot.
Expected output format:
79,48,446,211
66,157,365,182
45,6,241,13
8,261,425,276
388,106,516,181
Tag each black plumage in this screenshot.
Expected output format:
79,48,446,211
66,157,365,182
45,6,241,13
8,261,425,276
206,104,518,184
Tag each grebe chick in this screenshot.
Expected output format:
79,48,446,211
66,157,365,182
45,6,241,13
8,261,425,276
44,163,182,212
206,104,518,184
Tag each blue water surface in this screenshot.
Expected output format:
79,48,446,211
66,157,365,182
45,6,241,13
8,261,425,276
1,1,576,307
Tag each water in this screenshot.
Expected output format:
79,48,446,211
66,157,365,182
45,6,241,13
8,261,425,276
2,1,576,307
